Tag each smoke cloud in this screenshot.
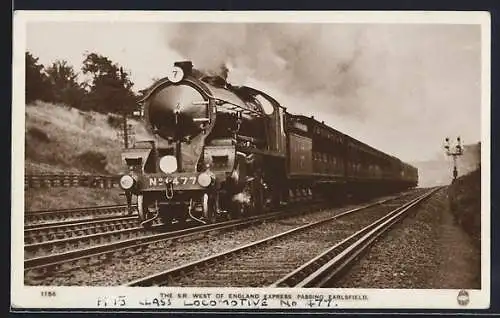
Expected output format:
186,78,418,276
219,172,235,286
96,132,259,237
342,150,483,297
166,23,367,116
164,23,481,163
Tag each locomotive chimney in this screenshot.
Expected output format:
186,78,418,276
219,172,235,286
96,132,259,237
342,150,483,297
174,61,194,76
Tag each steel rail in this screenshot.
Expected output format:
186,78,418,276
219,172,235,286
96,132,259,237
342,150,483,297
25,204,132,215
24,221,162,258
25,214,137,231
270,187,440,288
123,191,424,287
24,215,140,244
25,204,135,225
24,202,328,271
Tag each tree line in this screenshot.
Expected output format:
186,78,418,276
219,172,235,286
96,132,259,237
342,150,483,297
25,51,139,114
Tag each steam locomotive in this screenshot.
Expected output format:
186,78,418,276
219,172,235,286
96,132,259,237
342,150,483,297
119,61,418,227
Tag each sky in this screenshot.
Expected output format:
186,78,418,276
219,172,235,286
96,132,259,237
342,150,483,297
25,20,483,163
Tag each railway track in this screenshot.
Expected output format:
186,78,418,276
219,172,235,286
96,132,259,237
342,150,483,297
25,204,134,226
24,218,164,259
271,187,440,288
124,187,436,287
24,215,144,244
24,202,328,273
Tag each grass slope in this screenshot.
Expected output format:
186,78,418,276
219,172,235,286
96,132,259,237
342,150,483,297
24,101,150,210
448,168,481,248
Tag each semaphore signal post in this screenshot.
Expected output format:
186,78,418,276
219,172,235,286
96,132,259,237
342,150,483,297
444,136,464,182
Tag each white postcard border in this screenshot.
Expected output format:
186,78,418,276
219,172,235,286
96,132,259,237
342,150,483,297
11,10,492,311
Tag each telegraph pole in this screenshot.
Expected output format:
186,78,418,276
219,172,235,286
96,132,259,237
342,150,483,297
444,136,464,182
122,111,129,148
119,67,130,149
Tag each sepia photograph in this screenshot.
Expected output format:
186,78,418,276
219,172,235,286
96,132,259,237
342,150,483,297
12,11,490,310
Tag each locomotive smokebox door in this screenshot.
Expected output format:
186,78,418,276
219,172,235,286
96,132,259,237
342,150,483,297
147,85,210,141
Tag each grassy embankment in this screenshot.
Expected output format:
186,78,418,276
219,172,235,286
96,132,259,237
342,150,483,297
448,168,481,249
24,101,150,211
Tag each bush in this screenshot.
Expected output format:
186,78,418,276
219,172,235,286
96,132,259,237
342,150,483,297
75,150,108,173
448,168,481,248
26,126,50,143
107,114,123,129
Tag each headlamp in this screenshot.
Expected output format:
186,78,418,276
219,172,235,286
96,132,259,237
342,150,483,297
159,155,178,174
197,171,214,188
119,175,135,190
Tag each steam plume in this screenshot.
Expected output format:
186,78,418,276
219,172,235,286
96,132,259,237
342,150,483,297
164,23,481,164
166,23,366,116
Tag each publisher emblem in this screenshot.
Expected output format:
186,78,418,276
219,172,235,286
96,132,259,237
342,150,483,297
457,290,469,306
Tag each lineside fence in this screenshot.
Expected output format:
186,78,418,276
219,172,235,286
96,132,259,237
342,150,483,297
25,174,120,189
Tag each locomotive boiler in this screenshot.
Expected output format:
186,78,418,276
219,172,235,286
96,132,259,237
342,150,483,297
119,61,418,228
120,61,288,226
